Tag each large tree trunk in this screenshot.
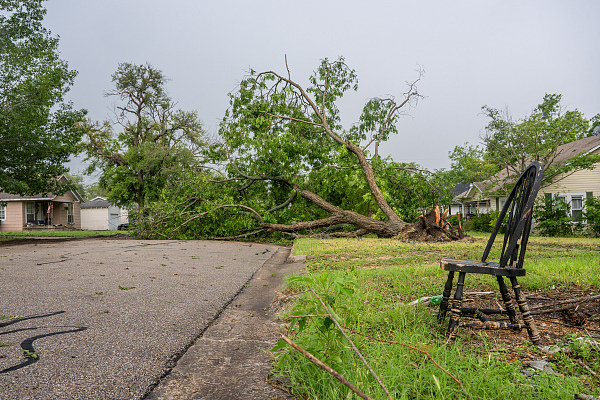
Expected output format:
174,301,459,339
261,187,464,241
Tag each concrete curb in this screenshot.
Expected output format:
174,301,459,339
145,247,304,400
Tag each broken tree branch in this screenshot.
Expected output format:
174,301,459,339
280,334,375,400
310,289,393,400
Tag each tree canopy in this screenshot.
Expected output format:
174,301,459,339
0,0,86,195
137,57,459,241
441,143,499,186
481,94,599,187
83,63,208,210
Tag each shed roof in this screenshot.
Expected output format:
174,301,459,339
81,198,112,209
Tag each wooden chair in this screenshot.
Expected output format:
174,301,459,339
438,161,544,344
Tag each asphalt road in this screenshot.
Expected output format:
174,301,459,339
0,239,282,399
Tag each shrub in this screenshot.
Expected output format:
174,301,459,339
533,196,575,236
464,212,496,233
583,195,600,236
447,214,461,228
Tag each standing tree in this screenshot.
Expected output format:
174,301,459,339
0,0,86,195
440,143,499,186
143,57,460,241
482,94,599,188
83,63,208,210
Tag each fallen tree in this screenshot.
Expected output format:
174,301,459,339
138,57,462,241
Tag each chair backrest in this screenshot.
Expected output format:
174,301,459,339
481,161,544,268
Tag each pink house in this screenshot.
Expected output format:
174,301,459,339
0,176,84,231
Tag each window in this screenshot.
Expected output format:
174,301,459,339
553,193,586,221
0,202,6,221
26,203,35,223
571,196,583,221
499,197,507,211
67,203,74,224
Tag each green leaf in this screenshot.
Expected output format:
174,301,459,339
270,338,287,352
23,350,38,359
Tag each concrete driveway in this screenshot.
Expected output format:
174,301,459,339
0,239,284,399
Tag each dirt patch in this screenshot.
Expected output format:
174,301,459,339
446,287,600,350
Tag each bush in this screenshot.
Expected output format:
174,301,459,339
533,196,579,237
447,214,461,228
464,212,496,233
583,195,600,236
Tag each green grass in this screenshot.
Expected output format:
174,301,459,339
0,230,129,238
275,235,600,399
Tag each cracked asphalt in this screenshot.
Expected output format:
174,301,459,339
0,239,288,399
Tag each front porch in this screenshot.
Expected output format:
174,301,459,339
24,200,75,228
23,225,80,232
452,200,491,220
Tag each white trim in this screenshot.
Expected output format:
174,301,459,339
0,197,54,201
584,144,600,155
554,192,587,220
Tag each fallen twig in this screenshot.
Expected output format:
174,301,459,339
525,295,554,301
531,303,590,315
577,359,598,377
530,294,600,310
537,317,600,332
265,374,297,397
309,289,393,400
287,314,329,318
574,393,600,400
585,328,600,351
280,333,375,400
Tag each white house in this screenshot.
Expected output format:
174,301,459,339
80,197,124,230
449,182,490,219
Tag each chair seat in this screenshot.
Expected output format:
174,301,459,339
440,258,526,277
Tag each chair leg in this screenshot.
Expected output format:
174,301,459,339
496,276,519,328
447,272,466,343
509,276,541,344
438,271,455,322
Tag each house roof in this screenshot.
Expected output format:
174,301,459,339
452,182,485,202
452,183,471,197
0,175,85,203
552,134,600,164
485,135,600,194
0,192,55,201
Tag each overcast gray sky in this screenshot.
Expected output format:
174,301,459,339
43,0,600,179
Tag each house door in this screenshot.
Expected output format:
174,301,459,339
108,213,119,230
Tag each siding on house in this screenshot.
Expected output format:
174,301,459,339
488,164,599,215
542,162,600,196
0,175,83,231
73,202,81,229
1,202,24,231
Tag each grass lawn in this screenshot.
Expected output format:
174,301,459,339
0,230,129,241
273,234,600,399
